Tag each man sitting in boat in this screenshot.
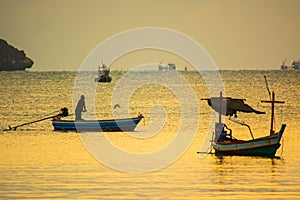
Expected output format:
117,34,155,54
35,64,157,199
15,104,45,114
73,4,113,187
75,95,87,120
215,122,232,142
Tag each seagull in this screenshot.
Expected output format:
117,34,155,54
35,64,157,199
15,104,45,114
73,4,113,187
114,104,120,109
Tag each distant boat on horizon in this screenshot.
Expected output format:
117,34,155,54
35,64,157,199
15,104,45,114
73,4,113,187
95,63,112,82
158,63,176,71
280,59,299,70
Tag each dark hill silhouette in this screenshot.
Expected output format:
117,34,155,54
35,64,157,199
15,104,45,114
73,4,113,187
0,39,33,71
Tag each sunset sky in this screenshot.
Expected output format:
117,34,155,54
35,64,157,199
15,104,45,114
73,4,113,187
0,0,299,71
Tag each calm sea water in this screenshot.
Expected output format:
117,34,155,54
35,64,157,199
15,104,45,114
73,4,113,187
0,70,299,199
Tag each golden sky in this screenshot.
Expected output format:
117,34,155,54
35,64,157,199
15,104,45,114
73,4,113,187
0,0,299,71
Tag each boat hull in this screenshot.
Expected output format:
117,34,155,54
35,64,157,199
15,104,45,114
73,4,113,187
214,143,281,157
95,75,112,82
52,116,143,132
212,124,286,157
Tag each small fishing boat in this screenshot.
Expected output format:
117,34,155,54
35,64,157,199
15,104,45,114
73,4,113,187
202,91,286,158
95,63,112,82
52,114,144,132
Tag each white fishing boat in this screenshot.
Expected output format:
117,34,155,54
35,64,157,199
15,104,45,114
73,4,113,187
95,63,112,82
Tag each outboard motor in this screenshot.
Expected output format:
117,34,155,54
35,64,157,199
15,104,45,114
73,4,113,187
60,107,69,117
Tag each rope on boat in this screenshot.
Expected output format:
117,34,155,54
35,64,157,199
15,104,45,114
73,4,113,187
280,136,284,157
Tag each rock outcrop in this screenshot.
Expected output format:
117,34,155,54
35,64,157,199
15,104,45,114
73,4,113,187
0,39,34,71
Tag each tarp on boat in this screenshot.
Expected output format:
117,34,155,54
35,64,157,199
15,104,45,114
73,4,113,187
204,97,265,117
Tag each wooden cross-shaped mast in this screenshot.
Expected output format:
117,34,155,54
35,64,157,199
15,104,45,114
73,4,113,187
261,91,284,135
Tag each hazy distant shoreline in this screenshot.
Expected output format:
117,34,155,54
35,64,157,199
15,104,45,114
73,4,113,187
1,69,294,73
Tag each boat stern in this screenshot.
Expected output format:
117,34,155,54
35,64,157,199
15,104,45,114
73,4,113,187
276,123,286,143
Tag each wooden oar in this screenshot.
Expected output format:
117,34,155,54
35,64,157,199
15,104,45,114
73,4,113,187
3,107,69,131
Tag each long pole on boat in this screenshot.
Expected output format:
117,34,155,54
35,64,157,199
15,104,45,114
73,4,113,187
270,92,275,134
261,92,284,135
3,107,69,131
6,115,60,131
219,91,222,123
264,75,271,100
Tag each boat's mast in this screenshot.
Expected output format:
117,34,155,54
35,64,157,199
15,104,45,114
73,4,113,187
219,91,222,124
261,91,284,135
270,92,275,134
